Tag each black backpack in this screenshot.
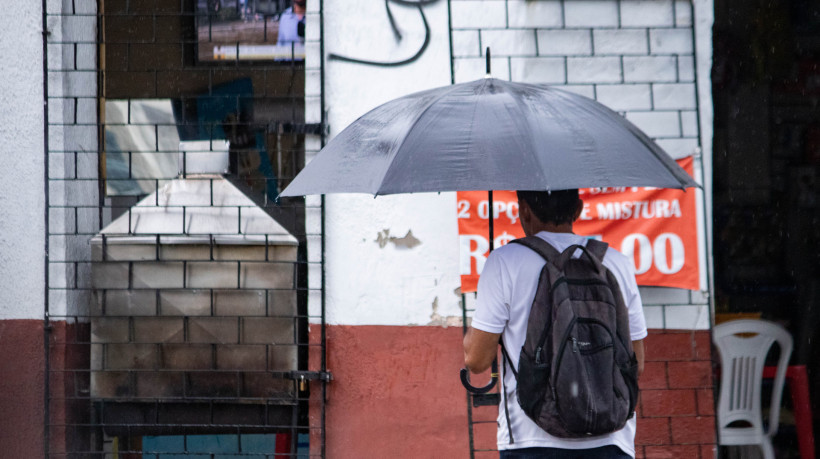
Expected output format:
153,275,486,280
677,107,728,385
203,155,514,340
501,236,639,440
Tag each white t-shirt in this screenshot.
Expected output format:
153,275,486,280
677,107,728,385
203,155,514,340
472,231,647,456
277,7,304,44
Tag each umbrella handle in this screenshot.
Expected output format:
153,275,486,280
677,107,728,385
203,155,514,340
460,359,498,394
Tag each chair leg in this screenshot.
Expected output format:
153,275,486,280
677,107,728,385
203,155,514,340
761,438,775,459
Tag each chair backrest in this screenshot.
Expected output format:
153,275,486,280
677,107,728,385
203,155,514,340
713,319,793,438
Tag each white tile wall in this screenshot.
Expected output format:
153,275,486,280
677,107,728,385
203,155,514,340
564,1,619,28
73,0,97,15
305,69,322,97
481,29,537,56
507,0,563,28
48,153,72,179
567,56,622,83
677,55,695,81
61,15,97,42
558,84,596,99
623,56,678,82
674,0,694,27
452,30,481,57
186,261,239,289
105,289,157,316
639,286,691,305
64,71,97,97
160,290,212,316
90,262,129,289
304,11,321,42
625,111,681,137
304,95,322,124
653,83,697,110
537,29,592,56
510,57,566,84
665,304,709,330
650,28,694,54
593,29,648,55
450,1,507,29
49,207,75,235
304,41,322,70
680,111,699,137
655,137,699,159
643,305,665,329
454,57,510,82
63,125,98,152
620,0,675,27
595,84,652,111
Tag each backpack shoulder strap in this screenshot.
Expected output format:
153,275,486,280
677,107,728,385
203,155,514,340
584,238,609,262
509,236,561,262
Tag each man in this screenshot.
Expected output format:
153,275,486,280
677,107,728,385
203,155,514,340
277,0,306,45
463,189,646,458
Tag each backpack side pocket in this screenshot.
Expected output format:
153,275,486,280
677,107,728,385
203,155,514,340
517,350,550,419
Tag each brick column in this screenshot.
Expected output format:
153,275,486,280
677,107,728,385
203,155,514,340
637,329,716,459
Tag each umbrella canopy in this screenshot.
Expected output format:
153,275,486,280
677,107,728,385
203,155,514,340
281,78,699,197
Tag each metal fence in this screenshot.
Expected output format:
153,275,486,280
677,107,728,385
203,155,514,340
44,0,325,456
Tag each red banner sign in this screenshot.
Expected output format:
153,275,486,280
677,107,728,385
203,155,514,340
457,157,700,292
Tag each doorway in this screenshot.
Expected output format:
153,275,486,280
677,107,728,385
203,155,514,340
712,0,820,455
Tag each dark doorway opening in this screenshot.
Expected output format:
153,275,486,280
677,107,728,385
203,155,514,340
713,0,820,456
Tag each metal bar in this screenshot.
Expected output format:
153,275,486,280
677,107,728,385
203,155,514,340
320,0,329,455
41,0,52,456
489,190,494,251
462,294,476,459
447,0,455,85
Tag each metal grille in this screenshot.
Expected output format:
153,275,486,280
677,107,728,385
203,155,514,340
44,0,325,457
461,293,503,459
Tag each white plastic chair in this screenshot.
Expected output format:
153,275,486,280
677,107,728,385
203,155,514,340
713,319,793,459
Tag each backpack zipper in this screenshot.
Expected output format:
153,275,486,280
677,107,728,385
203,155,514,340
551,317,578,400
533,274,564,365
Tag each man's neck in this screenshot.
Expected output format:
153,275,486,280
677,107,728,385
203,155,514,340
530,222,574,235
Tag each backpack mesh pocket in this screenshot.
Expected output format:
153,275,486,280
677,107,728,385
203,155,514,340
517,351,550,419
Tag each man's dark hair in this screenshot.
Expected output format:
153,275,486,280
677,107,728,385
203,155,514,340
517,189,581,225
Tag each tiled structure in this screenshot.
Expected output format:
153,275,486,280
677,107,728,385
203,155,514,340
34,0,312,453
89,177,299,403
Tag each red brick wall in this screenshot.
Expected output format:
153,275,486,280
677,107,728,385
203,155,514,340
310,326,718,458
636,329,717,459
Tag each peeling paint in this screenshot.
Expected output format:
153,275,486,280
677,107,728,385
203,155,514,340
427,296,463,327
375,229,422,249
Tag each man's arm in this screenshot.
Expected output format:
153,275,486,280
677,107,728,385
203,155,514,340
463,327,501,373
632,339,645,376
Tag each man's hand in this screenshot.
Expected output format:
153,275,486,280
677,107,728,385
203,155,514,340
463,327,501,373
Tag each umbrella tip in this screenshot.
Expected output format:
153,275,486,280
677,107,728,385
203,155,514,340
485,47,491,77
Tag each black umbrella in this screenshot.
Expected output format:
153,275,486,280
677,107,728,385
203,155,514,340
281,77,698,197
281,60,701,394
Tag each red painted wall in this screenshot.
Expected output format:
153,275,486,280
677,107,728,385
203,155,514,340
310,326,717,458
309,325,472,457
0,319,45,458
